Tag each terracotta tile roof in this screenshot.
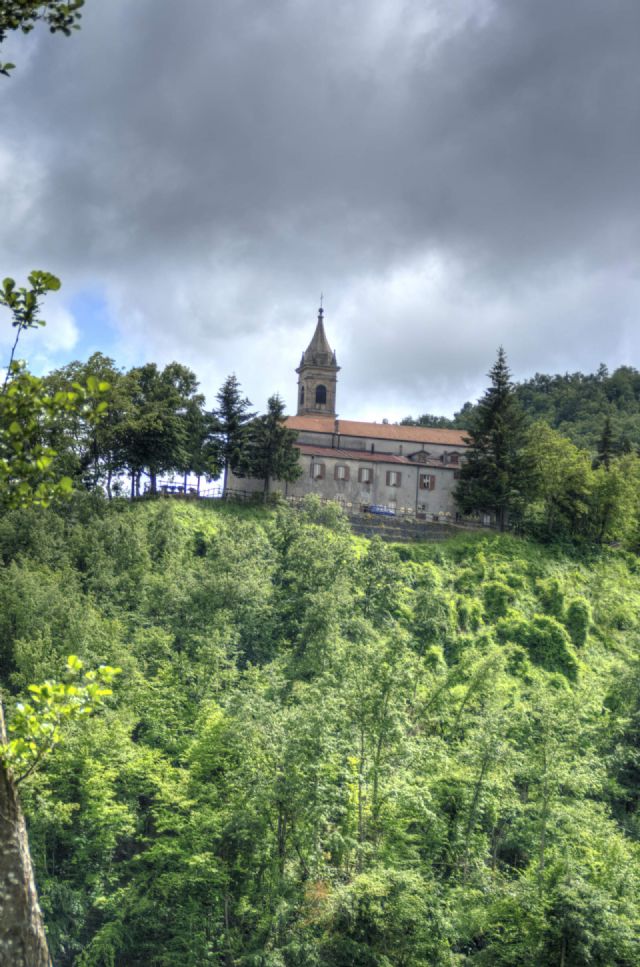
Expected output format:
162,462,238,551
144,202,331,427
287,415,469,448
297,444,453,469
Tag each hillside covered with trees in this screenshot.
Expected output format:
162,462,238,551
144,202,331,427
1,496,639,965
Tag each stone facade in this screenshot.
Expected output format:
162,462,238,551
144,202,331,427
229,310,468,517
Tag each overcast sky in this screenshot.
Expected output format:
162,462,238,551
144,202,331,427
1,0,639,420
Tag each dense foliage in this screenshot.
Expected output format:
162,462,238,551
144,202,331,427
1,497,638,965
36,356,300,499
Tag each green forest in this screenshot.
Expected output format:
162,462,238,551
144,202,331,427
1,495,639,965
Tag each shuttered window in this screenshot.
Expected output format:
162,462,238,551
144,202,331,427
386,470,401,487
358,467,371,483
335,465,350,481
312,462,325,479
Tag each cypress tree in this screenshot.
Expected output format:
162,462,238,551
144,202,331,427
455,347,533,531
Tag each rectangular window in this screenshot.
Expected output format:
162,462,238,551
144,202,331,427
449,453,459,465
419,472,429,490
386,470,401,487
312,462,325,479
335,465,349,481
453,469,461,480
358,467,371,484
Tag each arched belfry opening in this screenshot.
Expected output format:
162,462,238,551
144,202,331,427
296,305,340,417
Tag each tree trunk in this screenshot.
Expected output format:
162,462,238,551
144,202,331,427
0,702,52,967
560,934,567,967
276,805,287,877
130,469,135,500
462,751,492,879
357,728,366,869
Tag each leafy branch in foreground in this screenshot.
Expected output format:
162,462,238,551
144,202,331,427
0,656,121,786
0,269,110,966
0,0,84,76
1,271,61,390
1,273,110,508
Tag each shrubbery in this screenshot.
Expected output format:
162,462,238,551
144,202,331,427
565,597,592,647
496,613,578,679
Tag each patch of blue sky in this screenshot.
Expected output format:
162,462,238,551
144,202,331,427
67,288,122,365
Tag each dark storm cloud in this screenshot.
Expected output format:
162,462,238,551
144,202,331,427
1,0,639,416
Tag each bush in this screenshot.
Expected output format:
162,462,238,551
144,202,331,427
454,567,477,593
483,581,515,619
564,597,592,646
456,596,484,631
536,577,565,618
413,588,457,650
497,613,578,679
299,494,350,533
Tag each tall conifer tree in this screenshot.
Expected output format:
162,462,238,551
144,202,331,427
212,374,255,496
595,415,614,470
243,394,301,497
455,347,533,531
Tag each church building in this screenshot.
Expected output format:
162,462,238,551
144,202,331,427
231,308,469,517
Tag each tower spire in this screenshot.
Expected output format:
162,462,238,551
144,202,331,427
296,302,340,416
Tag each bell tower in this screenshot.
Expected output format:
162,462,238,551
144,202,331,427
296,304,339,416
